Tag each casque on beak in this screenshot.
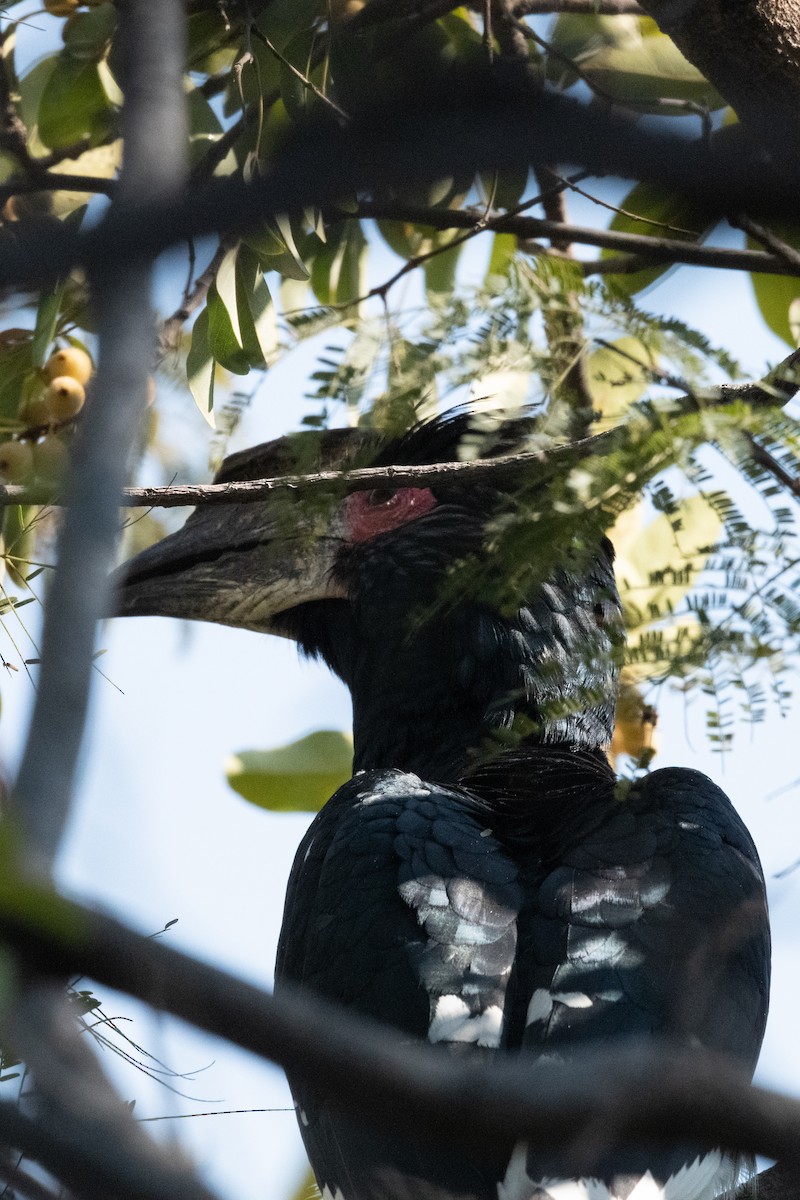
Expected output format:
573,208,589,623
111,431,358,634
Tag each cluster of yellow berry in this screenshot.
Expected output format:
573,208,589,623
0,345,93,485
44,0,105,14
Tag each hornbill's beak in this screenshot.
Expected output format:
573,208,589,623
111,432,355,633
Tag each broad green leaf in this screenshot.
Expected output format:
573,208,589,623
188,86,223,137
225,730,353,812
586,337,655,425
279,28,317,123
236,247,278,366
603,181,710,295
485,232,517,284
31,284,65,368
425,238,462,301
214,247,243,347
61,4,116,62
17,56,57,158
0,331,33,420
38,56,113,149
207,284,251,375
748,223,800,346
186,308,216,427
585,37,725,109
46,139,121,217
254,0,322,52
3,504,36,587
310,222,366,306
547,13,644,86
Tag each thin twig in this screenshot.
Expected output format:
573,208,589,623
729,213,800,269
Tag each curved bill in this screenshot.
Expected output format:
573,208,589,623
110,433,357,633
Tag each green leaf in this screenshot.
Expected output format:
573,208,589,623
603,181,710,295
310,222,366,306
424,238,462,301
31,284,65,368
38,55,114,149
586,336,655,425
207,284,251,375
748,224,800,346
236,246,278,367
61,4,116,63
584,35,725,109
214,247,243,347
225,730,353,812
485,232,517,284
279,28,317,123
0,331,33,420
186,308,216,427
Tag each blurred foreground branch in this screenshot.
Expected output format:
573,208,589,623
0,885,798,1181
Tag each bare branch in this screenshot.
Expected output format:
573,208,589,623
352,200,800,278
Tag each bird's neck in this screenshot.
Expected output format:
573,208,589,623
348,593,620,781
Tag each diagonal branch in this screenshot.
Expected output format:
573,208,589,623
0,886,798,1179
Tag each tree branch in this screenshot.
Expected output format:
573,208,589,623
0,886,798,1178
12,0,190,874
513,0,644,10
0,349,797,511
351,200,800,278
0,74,795,292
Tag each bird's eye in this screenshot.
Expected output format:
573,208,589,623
346,485,437,543
365,487,399,507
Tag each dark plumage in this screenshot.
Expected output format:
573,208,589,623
113,414,770,1200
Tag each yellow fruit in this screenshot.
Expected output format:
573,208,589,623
33,436,69,482
22,393,54,428
45,0,79,14
45,376,86,421
0,440,34,483
44,346,93,386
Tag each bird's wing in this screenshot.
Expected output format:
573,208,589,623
276,767,522,1200
501,766,770,1200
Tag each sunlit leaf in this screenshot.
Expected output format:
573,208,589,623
612,494,722,628
215,246,243,347
310,222,366,306
236,246,278,367
748,223,800,346
225,730,353,812
587,337,655,425
186,308,216,427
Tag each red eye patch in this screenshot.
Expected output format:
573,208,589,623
346,487,437,543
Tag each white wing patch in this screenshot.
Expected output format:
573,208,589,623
427,995,504,1047
500,1149,734,1200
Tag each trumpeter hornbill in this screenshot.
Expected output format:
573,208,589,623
113,414,770,1200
